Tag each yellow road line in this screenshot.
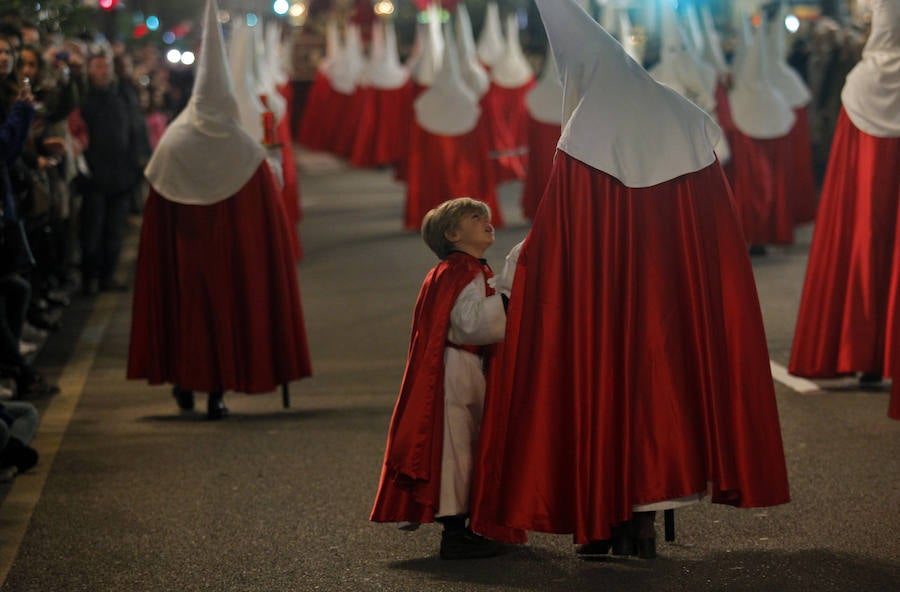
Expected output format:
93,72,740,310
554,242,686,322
0,292,119,585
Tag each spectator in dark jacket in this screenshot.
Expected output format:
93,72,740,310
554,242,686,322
73,51,149,294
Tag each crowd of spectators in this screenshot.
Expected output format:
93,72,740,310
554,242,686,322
0,10,188,483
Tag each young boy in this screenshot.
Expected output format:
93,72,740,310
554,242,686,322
370,197,508,560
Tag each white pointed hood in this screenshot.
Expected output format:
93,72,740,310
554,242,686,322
144,0,264,205
490,14,534,88
415,22,480,136
254,22,287,123
618,8,644,66
368,20,410,90
228,19,266,141
320,18,342,75
477,2,506,66
537,0,720,188
412,5,444,86
731,5,754,77
328,24,364,94
456,3,490,97
841,0,900,137
266,21,288,86
766,3,811,107
700,6,728,75
683,3,706,55
728,19,795,139
650,1,716,113
526,45,563,125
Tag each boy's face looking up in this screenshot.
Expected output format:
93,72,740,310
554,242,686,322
445,210,495,259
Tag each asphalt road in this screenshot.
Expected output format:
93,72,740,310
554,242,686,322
0,152,897,592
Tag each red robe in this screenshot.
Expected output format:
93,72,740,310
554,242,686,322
790,109,900,381
481,81,535,183
404,122,503,231
128,163,312,394
350,83,414,169
788,106,818,224
371,253,492,523
470,152,790,544
298,71,337,152
521,116,560,220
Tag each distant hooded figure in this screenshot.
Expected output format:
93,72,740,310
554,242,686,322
128,0,312,419
789,0,900,421
404,21,503,232
469,0,790,554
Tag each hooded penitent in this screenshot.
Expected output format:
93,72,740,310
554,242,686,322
405,21,502,230
144,0,264,205
468,0,789,545
789,0,900,423
476,2,505,67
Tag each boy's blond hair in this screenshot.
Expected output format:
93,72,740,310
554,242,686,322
421,197,491,259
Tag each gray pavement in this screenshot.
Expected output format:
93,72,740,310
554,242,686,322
0,153,898,592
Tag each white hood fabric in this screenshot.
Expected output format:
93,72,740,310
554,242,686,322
536,0,720,188
368,20,409,90
412,5,444,87
766,4,812,107
328,24,365,94
144,0,264,205
526,46,563,125
457,3,490,97
700,6,728,75
228,19,266,143
728,20,796,139
477,2,506,66
266,22,288,87
650,1,717,113
254,23,287,123
842,0,900,137
415,23,480,136
490,14,534,88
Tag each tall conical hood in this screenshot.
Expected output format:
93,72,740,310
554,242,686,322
536,0,719,188
731,5,754,76
144,0,264,205
415,21,480,136
255,22,287,123
228,18,265,141
765,3,811,107
490,14,534,88
728,18,795,139
322,18,342,73
328,24,365,94
456,3,490,97
266,21,288,86
842,0,900,136
651,0,716,113
700,6,728,75
683,2,706,55
368,20,409,90
477,2,506,66
526,45,563,125
618,8,644,66
412,5,444,86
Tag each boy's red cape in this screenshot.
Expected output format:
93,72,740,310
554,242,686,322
371,252,489,523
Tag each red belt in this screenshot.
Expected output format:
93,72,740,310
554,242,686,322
445,341,486,356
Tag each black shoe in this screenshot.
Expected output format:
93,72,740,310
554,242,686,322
172,386,195,412
207,392,228,420
576,540,611,556
0,438,39,474
15,367,60,399
859,372,883,387
632,511,657,559
748,244,768,256
439,529,501,560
